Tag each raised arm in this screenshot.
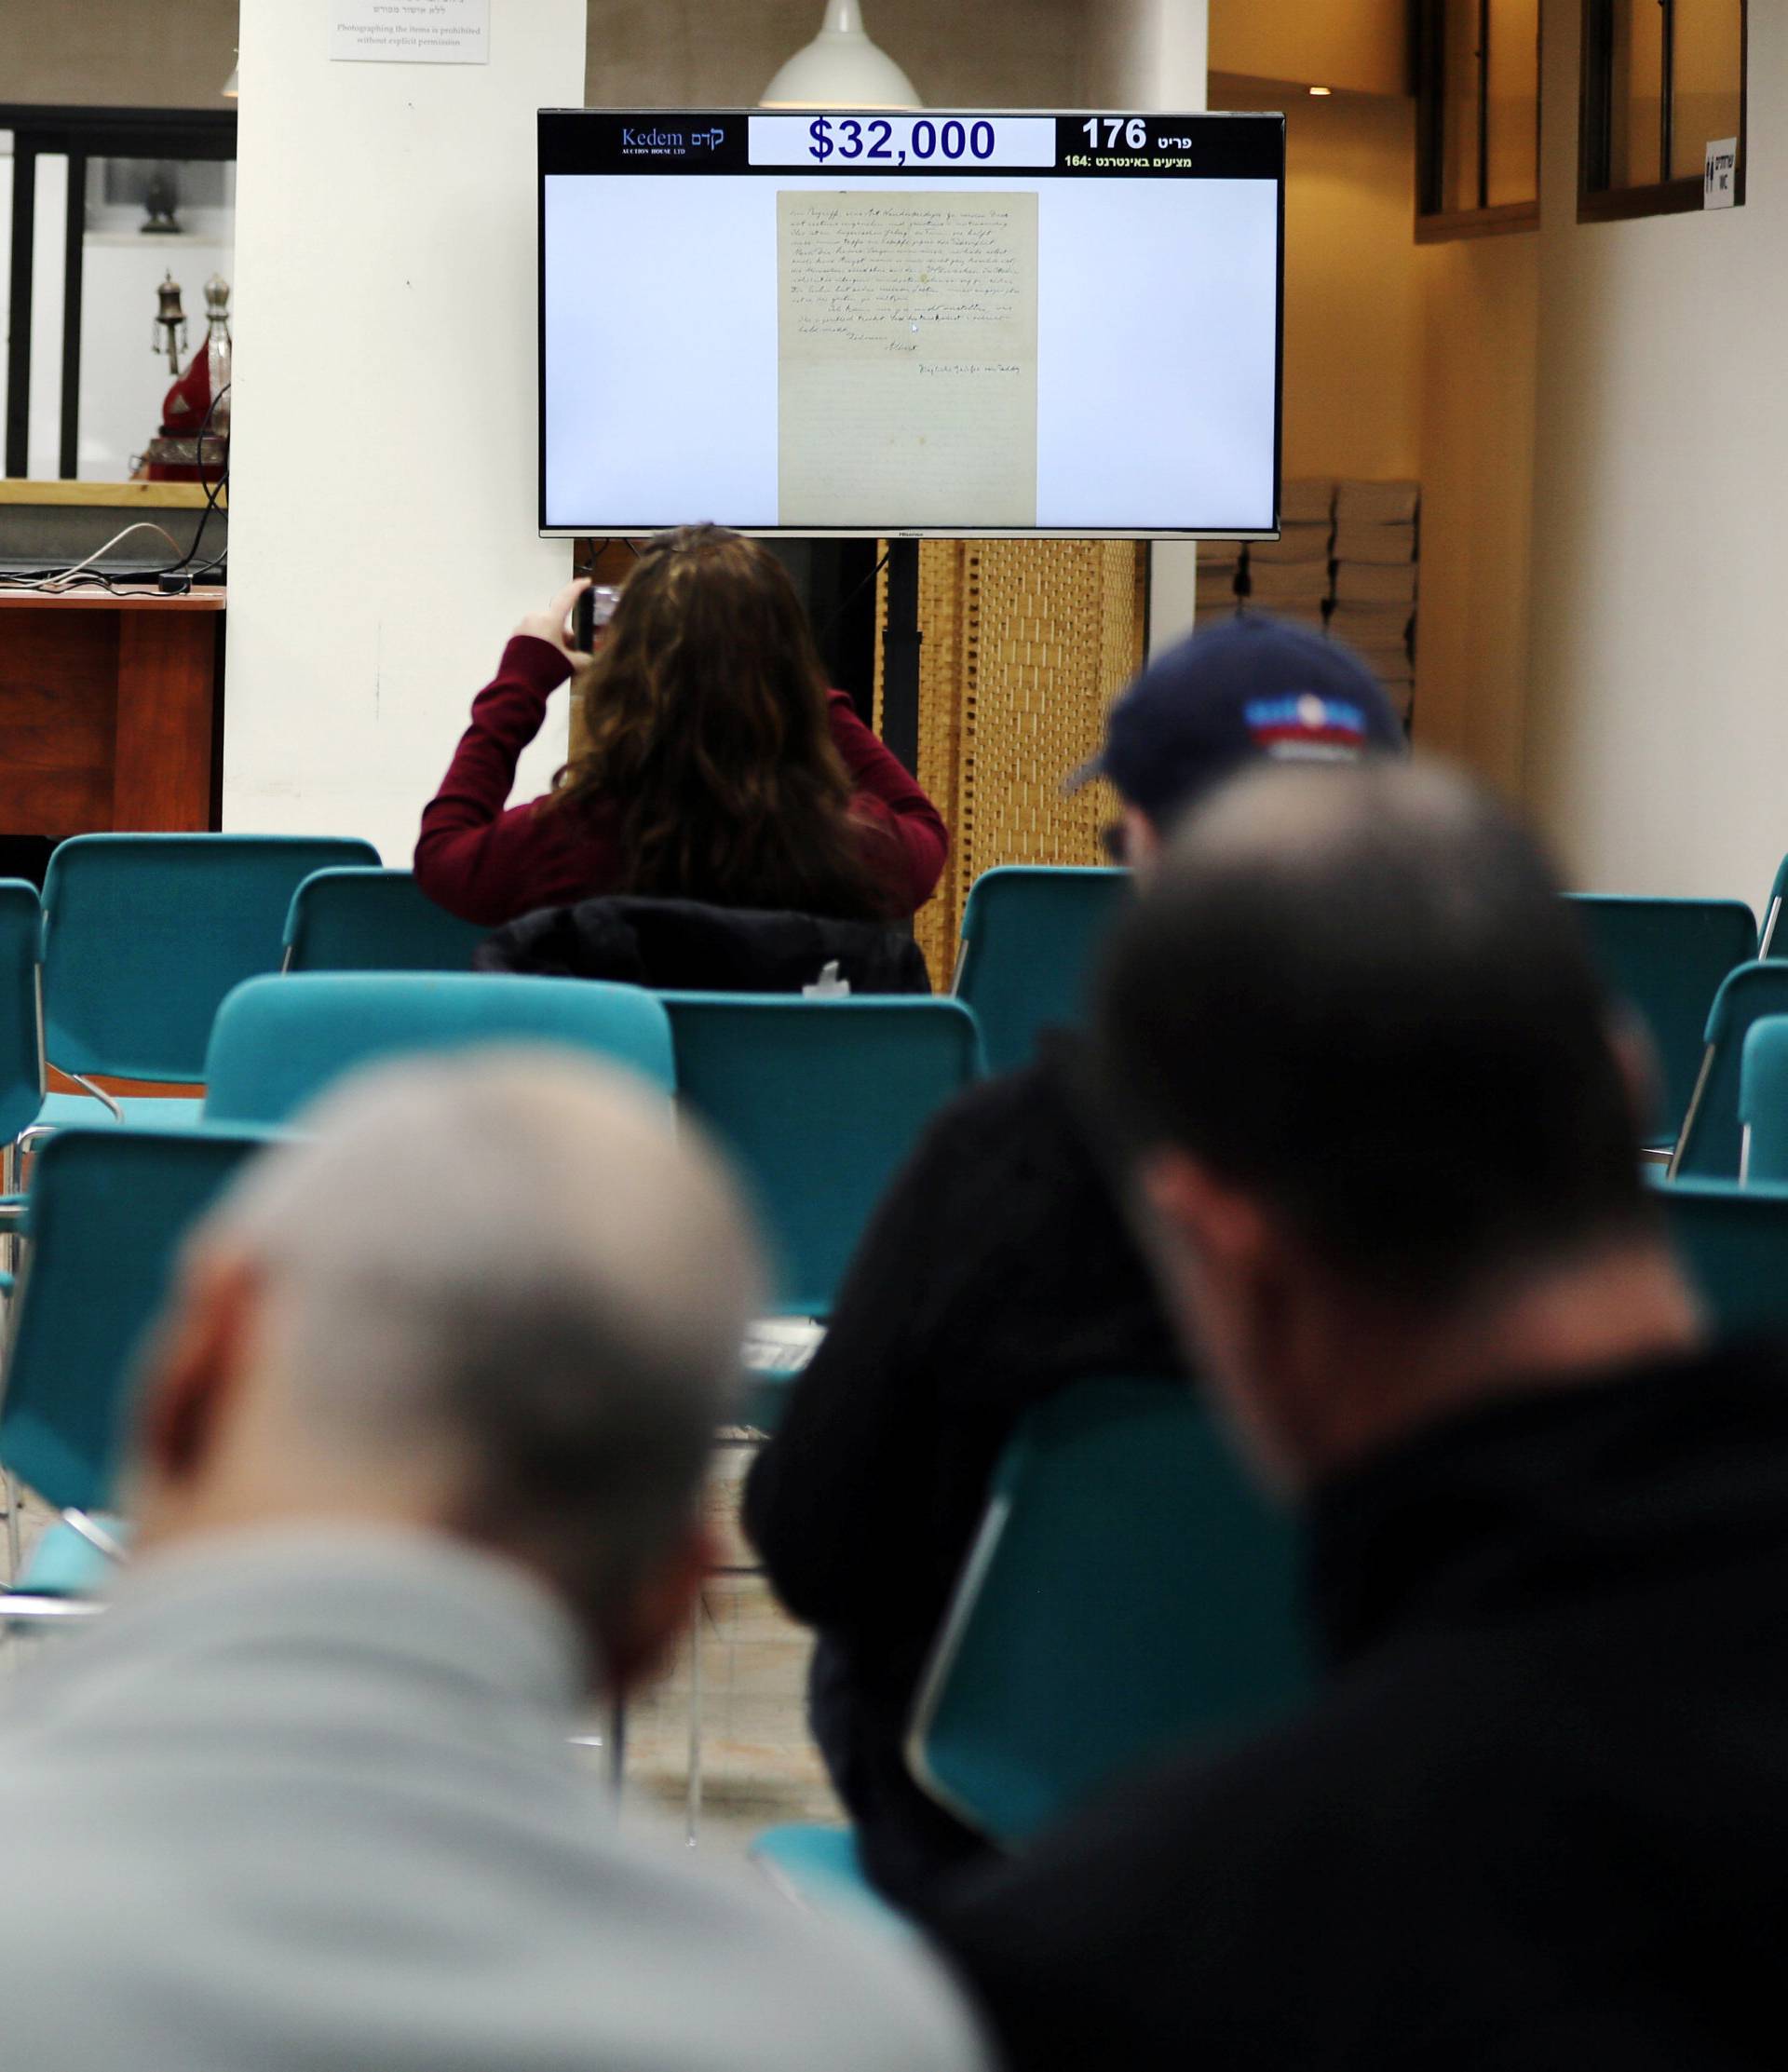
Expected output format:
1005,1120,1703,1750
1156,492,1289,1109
827,692,950,914
413,581,591,925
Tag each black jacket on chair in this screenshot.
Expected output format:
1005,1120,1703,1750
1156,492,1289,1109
473,895,931,995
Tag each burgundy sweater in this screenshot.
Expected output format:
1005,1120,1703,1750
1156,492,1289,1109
413,636,950,928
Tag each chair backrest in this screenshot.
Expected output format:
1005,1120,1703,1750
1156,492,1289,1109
907,1378,1308,1844
954,866,1131,1078
1567,894,1757,1145
1760,855,1788,958
1655,1175,1788,1337
0,878,44,1145
0,1125,274,1512
661,995,982,1316
1672,962,1788,1181
203,973,677,1127
283,867,491,974
41,833,381,1083
1739,1016,1788,1183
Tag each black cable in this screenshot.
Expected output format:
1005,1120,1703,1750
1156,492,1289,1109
818,545,892,644
0,380,232,594
164,380,232,576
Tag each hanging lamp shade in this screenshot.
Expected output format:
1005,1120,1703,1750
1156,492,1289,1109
222,50,238,98
760,0,919,109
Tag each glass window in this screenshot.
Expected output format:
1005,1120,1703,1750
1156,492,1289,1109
79,156,236,480
1418,0,1541,237
1486,0,1541,205
1581,0,1745,220
1672,0,1744,181
0,108,235,481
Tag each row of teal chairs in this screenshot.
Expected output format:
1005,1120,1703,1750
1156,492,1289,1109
205,975,983,1323
0,970,984,1559
0,840,1132,1144
1565,896,1788,1177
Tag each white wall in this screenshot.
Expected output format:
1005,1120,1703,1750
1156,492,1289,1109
224,0,585,860
1218,82,1421,484
1524,0,1784,903
1090,0,1209,651
1413,226,1538,795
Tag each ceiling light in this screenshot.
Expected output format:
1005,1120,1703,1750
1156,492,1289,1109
1309,86,1333,97
760,0,920,110
223,50,238,99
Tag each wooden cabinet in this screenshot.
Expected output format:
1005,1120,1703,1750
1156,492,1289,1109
0,591,224,837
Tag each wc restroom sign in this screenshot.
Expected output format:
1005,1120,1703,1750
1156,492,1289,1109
1704,138,1738,210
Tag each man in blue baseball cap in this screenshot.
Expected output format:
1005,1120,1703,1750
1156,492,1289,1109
1068,612,1407,866
743,617,1406,1906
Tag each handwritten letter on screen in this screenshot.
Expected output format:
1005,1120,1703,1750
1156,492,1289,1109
777,189,1040,528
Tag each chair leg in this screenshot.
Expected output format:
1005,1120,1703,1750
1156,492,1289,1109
686,1598,704,1847
607,1690,628,1798
3,1470,20,1585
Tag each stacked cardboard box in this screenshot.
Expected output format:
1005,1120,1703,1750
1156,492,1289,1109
1239,480,1333,631
1328,481,1418,721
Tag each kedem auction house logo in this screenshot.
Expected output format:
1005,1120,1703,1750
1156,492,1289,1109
619,125,725,157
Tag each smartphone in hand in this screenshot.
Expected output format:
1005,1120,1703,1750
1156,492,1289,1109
572,584,622,654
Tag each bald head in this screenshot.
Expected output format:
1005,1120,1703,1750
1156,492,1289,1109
129,1051,761,1677
1096,759,1650,1309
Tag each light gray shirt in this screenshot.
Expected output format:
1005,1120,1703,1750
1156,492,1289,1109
0,1527,990,2072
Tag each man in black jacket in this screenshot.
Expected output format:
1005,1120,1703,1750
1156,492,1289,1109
743,617,1406,1904
928,760,1779,2072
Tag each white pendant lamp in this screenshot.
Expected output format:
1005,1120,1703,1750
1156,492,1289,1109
222,49,238,98
760,0,920,110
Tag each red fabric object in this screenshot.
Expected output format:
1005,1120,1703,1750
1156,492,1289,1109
145,346,224,482
413,636,950,928
160,348,212,434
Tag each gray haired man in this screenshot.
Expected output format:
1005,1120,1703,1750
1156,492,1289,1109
0,1053,988,2072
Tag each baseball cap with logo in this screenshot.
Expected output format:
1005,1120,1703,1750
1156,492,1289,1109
1066,613,1406,824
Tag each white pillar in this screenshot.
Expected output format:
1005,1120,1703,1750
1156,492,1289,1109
1100,0,1210,653
224,0,587,860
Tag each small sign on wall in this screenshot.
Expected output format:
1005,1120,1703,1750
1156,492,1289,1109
332,0,490,65
1704,137,1739,210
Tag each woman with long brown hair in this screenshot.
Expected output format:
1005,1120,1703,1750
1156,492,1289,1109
415,525,947,927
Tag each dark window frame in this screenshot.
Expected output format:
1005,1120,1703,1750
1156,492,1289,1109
2,104,237,479
1416,0,1543,244
1578,0,1747,223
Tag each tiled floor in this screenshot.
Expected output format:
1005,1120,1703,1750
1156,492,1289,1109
1,1442,842,1865
615,1442,842,1860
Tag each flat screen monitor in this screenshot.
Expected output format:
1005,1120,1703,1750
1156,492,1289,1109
538,108,1284,539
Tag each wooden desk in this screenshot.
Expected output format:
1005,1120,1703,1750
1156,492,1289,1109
0,590,224,837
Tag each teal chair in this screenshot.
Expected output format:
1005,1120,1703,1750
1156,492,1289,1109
907,1377,1307,1841
1568,895,1758,1149
282,867,491,974
0,1125,275,1614
748,1827,912,1939
37,833,379,1131
663,995,981,1430
202,973,676,1126
1655,1174,1788,1335
0,878,45,1161
1670,963,1788,1182
753,1378,1308,1914
1738,1016,1788,1184
661,995,982,1320
953,866,1131,1078
0,880,46,1558
1760,857,1788,958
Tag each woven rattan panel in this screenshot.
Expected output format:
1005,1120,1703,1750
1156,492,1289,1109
876,540,1145,984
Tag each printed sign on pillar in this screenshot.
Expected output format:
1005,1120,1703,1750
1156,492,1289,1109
1704,137,1739,210
332,0,490,64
